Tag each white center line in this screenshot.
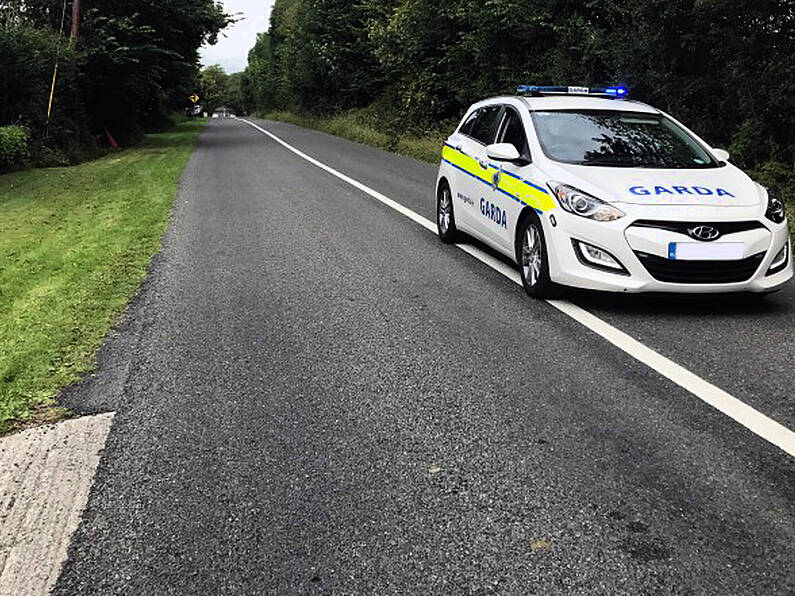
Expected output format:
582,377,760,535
239,117,795,458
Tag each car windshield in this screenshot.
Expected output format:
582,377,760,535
530,110,719,169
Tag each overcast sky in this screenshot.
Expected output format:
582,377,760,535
200,0,276,73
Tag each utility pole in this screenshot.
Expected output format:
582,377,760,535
70,0,81,40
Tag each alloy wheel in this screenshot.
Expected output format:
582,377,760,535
438,188,452,235
522,225,542,286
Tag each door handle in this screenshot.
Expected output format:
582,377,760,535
478,159,488,169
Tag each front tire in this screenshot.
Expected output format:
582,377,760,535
516,212,554,298
437,182,459,243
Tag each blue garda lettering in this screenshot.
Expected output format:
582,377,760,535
480,198,507,228
628,185,734,198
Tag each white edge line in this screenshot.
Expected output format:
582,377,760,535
239,117,795,458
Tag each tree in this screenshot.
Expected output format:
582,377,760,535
241,32,277,112
242,0,794,184
1,0,234,162
78,0,233,141
200,64,230,114
242,0,389,113
226,72,245,114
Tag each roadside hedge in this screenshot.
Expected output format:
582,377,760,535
0,125,29,172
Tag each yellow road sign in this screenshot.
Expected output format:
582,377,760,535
189,94,200,104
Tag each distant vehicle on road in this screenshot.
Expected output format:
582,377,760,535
436,86,792,297
213,106,236,119
185,105,203,118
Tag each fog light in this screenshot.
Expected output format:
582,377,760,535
767,241,789,276
572,240,629,275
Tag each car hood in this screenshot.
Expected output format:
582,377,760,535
542,162,761,207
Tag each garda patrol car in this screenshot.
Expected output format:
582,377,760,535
435,85,792,297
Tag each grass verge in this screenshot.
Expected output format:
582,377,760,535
261,108,451,164
0,119,205,434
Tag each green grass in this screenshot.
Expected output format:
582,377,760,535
0,119,205,434
262,109,450,164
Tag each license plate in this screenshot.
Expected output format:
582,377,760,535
668,242,745,261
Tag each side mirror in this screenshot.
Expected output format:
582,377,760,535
486,143,521,163
712,148,730,162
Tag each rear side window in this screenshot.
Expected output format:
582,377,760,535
459,110,479,136
468,106,503,144
499,108,529,155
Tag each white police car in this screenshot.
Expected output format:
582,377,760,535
436,85,792,297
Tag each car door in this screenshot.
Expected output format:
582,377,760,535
456,104,504,241
443,108,481,232
485,105,537,254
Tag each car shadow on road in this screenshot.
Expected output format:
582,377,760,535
457,236,791,319
566,286,790,319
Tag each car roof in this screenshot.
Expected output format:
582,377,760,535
473,95,659,114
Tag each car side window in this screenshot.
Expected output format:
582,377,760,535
499,108,530,156
458,109,480,136
469,105,503,145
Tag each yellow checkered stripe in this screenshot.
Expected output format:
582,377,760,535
442,144,555,213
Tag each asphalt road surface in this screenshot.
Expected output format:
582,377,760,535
55,118,794,594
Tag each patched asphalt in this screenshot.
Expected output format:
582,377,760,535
54,119,794,594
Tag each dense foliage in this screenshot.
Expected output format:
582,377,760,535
0,125,29,170
199,65,245,115
0,0,231,168
242,0,794,182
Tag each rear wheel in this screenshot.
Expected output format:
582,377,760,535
437,182,459,243
516,212,554,298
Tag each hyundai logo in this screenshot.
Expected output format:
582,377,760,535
688,225,720,241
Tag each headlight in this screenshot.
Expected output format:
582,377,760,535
548,183,625,222
765,189,786,224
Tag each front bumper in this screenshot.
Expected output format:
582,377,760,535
543,209,793,293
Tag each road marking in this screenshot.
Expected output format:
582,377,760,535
239,118,795,458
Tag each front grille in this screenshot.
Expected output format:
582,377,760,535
630,220,765,237
634,251,765,284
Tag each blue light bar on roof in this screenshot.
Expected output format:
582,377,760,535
517,85,628,98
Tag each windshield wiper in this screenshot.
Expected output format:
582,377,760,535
579,157,638,167
632,161,718,169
